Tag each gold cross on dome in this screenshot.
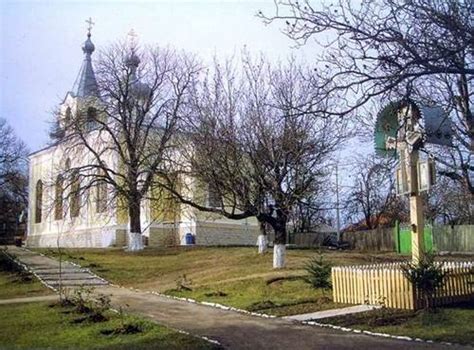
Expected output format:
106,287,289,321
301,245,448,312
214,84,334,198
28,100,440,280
86,17,95,35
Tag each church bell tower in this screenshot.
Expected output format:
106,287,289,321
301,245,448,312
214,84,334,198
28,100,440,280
53,18,101,139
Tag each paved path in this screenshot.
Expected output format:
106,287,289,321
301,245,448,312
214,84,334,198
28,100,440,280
3,247,108,289
284,304,382,321
0,295,58,305
5,246,469,350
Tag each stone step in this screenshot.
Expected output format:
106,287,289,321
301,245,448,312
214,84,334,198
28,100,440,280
19,263,60,268
29,263,81,269
47,280,108,287
33,269,89,274
40,274,99,281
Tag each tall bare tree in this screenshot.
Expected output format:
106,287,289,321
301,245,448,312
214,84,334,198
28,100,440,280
0,118,28,242
425,176,474,225
161,57,347,267
345,155,405,230
289,185,331,234
57,43,200,250
259,0,473,193
0,118,28,192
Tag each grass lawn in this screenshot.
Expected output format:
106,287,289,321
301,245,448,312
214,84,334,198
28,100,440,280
0,301,217,349
0,254,52,299
317,303,474,345
0,253,217,350
0,272,52,299
37,247,409,316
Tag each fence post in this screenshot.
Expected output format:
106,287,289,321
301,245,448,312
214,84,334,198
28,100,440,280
394,220,400,253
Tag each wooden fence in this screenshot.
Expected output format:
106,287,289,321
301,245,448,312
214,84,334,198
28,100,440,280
433,225,474,253
332,261,474,310
292,225,474,253
343,227,395,251
291,227,395,250
291,231,328,247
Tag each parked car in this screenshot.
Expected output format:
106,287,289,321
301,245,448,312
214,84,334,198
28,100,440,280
322,234,350,250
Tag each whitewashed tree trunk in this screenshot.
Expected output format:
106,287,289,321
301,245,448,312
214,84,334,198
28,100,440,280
257,234,268,254
273,244,286,268
126,231,144,251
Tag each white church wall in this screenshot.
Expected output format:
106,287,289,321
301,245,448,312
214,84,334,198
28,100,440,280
28,141,261,248
176,174,198,244
27,135,122,248
27,226,123,248
195,220,261,246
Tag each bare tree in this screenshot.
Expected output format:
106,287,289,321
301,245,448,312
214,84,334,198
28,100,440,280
56,42,200,251
259,0,473,193
0,118,28,194
289,188,330,234
161,56,347,267
425,176,474,225
0,118,28,243
345,155,405,230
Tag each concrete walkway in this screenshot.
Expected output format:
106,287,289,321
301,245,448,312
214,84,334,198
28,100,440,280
284,304,382,321
5,246,469,350
3,247,108,289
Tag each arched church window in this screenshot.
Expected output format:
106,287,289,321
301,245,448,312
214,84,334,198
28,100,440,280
54,175,64,220
35,180,43,223
70,170,81,218
65,158,71,170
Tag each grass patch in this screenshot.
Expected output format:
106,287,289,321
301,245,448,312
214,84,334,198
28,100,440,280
0,253,52,299
167,276,341,316
0,301,218,349
318,302,474,345
31,246,473,318
35,247,385,315
37,247,408,292
35,247,473,317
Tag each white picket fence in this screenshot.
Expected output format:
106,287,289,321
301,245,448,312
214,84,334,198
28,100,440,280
332,261,474,310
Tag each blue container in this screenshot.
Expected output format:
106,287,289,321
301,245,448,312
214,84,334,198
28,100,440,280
185,233,195,245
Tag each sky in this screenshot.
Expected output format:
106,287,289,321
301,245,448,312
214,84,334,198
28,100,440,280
1,0,319,152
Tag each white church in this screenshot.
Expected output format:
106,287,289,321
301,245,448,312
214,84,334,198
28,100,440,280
26,29,259,249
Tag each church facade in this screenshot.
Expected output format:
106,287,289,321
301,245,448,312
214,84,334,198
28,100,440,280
26,31,259,248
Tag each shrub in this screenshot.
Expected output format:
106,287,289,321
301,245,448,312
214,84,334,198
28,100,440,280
175,274,193,291
305,253,332,291
400,253,446,310
69,287,111,322
70,287,94,314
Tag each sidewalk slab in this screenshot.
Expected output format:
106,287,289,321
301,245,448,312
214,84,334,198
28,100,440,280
284,304,382,321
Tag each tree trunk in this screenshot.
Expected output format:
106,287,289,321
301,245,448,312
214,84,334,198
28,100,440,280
273,243,286,268
257,220,268,254
273,212,287,268
127,197,143,251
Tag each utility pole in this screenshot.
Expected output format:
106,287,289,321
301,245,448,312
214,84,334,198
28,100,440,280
335,164,341,244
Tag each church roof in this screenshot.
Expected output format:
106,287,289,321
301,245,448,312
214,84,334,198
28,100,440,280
71,33,99,98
